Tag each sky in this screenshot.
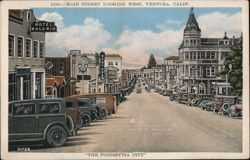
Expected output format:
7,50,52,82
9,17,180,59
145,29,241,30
33,7,242,69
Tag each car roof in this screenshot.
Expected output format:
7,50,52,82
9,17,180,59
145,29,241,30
9,98,64,104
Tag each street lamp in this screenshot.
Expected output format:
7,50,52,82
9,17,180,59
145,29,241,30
78,63,88,94
226,64,232,96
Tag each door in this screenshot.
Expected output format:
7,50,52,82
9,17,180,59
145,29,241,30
11,103,38,141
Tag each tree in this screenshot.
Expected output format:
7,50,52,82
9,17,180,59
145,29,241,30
147,54,156,69
221,34,243,96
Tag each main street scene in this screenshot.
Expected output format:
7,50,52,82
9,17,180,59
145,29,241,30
8,7,243,153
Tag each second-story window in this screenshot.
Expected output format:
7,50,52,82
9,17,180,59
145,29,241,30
17,37,23,57
115,61,118,66
9,35,14,57
33,41,38,58
211,52,215,59
39,42,44,58
197,52,201,59
26,39,31,58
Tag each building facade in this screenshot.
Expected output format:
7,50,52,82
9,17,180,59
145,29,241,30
178,8,239,95
164,56,180,90
9,10,46,101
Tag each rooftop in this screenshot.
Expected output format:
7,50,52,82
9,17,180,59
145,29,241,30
164,56,179,60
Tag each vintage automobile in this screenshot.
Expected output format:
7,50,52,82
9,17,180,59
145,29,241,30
169,92,178,101
9,99,75,147
75,93,117,114
177,93,189,105
213,95,238,115
229,98,242,118
199,99,214,111
136,88,142,93
66,107,82,133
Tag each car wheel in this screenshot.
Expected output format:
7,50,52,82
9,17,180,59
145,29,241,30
91,110,98,122
99,108,107,119
46,125,67,147
81,114,91,127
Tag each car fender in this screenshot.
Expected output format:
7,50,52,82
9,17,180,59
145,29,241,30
43,121,71,139
66,115,75,133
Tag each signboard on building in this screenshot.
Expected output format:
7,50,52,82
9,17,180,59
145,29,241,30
99,51,105,80
16,68,31,76
31,21,57,32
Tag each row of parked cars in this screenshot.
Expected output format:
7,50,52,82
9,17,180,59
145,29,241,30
8,87,136,148
152,87,243,119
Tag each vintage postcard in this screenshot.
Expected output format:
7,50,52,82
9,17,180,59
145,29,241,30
0,0,249,159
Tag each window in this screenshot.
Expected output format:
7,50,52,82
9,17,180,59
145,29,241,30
206,52,211,59
39,42,44,58
65,101,74,108
190,66,196,77
185,65,189,76
190,39,193,45
17,37,24,57
77,98,90,107
33,41,38,58
23,74,31,100
35,73,42,98
39,103,60,114
185,52,189,60
185,40,189,45
197,52,201,59
211,66,215,76
96,98,106,104
77,75,83,80
26,39,31,57
193,52,196,60
206,65,211,76
13,104,35,116
9,35,14,57
199,83,206,94
201,51,205,59
115,61,118,66
197,66,201,76
211,52,215,59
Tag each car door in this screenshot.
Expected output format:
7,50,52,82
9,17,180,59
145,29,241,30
11,103,38,141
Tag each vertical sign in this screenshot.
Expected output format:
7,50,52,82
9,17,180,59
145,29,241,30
99,51,105,80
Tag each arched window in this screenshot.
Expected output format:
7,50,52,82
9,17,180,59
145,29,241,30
194,40,197,45
185,40,189,45
27,11,31,22
211,66,215,76
190,39,193,45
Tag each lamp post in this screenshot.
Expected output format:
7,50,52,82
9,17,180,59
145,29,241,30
78,63,88,94
226,64,232,96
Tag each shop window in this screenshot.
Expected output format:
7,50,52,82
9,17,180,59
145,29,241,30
9,35,15,57
23,74,31,100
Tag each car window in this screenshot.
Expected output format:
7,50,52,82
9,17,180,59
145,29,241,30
96,98,106,104
225,98,234,103
39,103,60,114
13,104,35,116
78,98,90,106
65,101,74,108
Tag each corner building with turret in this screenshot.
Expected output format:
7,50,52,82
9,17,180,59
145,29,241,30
178,8,241,95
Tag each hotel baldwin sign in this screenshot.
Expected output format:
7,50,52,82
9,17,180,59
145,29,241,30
31,21,57,32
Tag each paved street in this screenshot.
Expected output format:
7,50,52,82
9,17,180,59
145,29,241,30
10,88,242,152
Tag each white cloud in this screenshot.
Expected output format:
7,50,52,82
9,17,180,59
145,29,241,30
197,12,242,38
39,10,242,69
38,12,111,56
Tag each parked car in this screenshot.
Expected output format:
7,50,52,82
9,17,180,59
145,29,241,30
137,88,142,93
66,107,82,134
199,99,214,111
169,92,178,101
76,93,117,114
9,99,74,147
177,93,189,105
213,95,239,115
229,98,242,118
